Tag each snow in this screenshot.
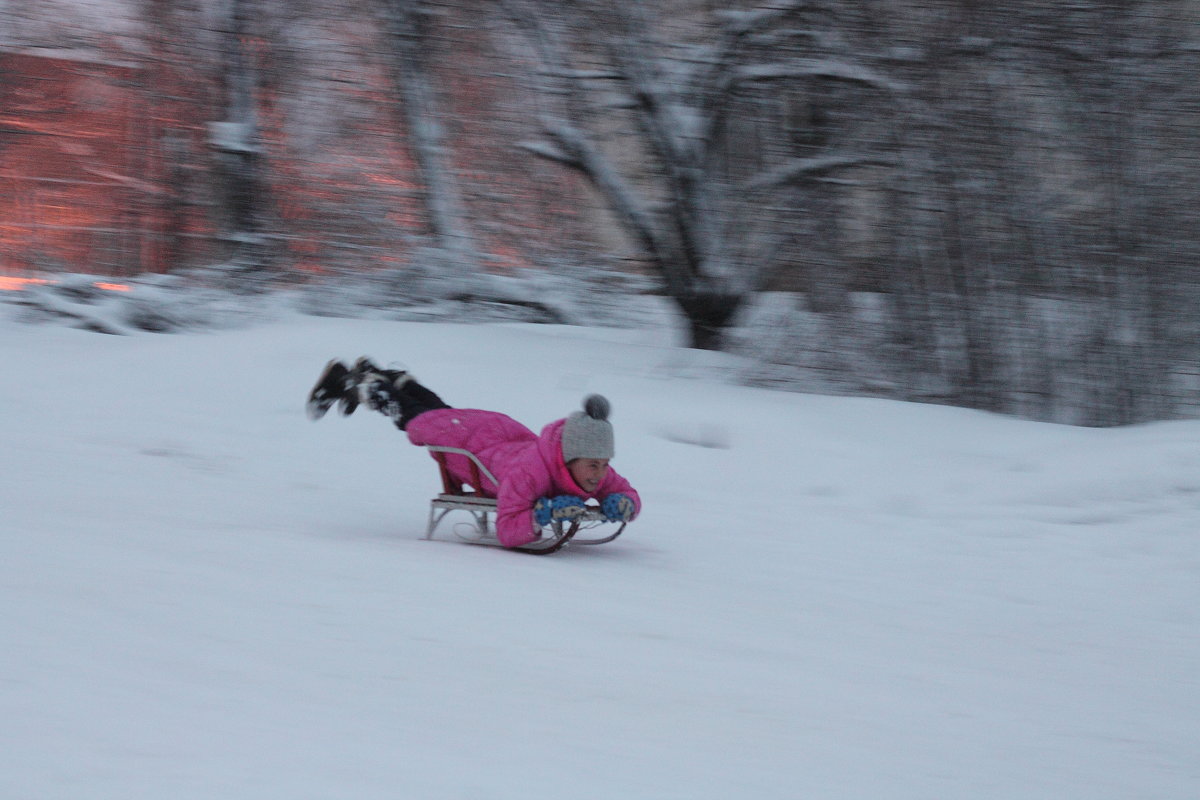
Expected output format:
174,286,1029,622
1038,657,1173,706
736,59,907,93
207,122,260,155
2,308,1198,799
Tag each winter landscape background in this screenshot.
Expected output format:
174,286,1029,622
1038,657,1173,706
3,0,1199,795
4,1,1200,425
3,291,1197,798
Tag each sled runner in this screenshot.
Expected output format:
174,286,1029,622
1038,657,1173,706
424,446,628,554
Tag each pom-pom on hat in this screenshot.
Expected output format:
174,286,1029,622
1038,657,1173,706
561,394,615,463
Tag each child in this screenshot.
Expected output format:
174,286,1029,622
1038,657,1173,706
307,358,640,548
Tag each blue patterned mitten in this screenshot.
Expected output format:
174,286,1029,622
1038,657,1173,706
601,493,636,522
534,495,588,526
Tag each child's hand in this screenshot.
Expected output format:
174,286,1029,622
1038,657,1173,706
601,493,636,522
534,495,587,526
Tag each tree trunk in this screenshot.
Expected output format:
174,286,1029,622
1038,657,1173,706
380,0,482,278
675,291,743,351
210,0,268,274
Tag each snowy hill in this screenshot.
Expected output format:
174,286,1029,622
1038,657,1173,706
2,312,1197,799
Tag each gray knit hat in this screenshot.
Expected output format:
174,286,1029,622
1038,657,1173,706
561,394,615,462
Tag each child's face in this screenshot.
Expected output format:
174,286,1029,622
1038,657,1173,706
567,457,610,494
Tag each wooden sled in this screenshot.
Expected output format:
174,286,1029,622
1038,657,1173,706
424,445,628,554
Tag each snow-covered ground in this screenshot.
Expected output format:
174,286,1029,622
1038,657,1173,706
2,308,1197,799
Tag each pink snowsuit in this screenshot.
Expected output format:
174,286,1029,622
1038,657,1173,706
405,408,641,548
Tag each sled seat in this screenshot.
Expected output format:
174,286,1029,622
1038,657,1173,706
425,445,500,539
423,445,627,553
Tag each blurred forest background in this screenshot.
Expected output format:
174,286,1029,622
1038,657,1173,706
2,0,1198,426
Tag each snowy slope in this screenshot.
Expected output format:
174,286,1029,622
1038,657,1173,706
2,313,1198,799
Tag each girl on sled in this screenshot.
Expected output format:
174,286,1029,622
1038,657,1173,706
307,358,640,548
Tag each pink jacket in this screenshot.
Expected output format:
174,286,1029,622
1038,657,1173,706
405,408,641,547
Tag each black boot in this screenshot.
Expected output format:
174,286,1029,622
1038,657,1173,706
356,370,409,422
351,356,408,384
306,360,358,420
358,369,452,430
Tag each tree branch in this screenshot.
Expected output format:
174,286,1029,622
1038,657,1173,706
538,122,679,287
744,154,895,190
734,59,907,93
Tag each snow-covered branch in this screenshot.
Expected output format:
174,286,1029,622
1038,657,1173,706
206,121,260,154
516,139,577,166
712,1,817,36
734,59,906,93
744,154,895,190
540,121,671,278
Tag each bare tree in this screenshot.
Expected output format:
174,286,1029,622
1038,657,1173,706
207,0,271,275
131,0,218,273
377,0,483,280
882,2,1200,425
499,0,898,349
